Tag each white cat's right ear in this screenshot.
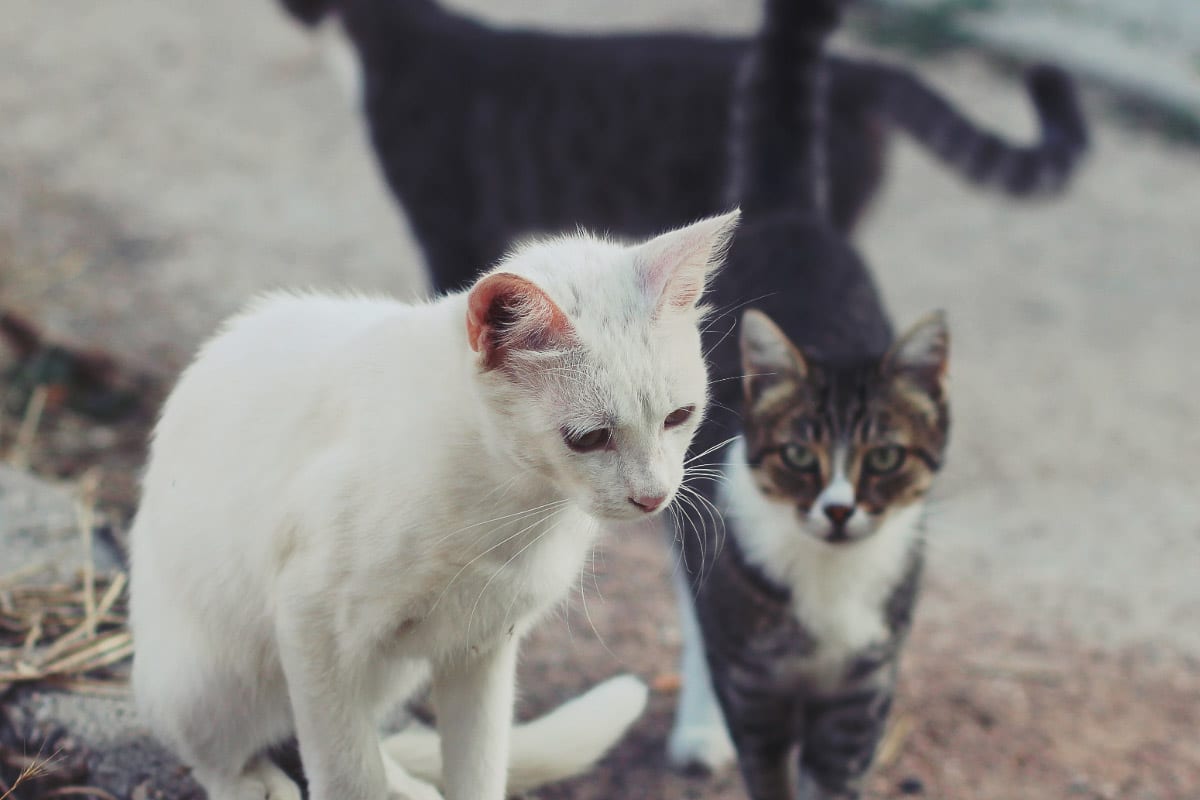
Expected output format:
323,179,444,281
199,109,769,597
740,308,807,402
635,209,740,314
467,272,575,370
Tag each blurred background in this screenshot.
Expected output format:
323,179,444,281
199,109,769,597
1,1,1198,799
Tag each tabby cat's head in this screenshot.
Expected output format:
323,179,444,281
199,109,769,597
738,309,950,544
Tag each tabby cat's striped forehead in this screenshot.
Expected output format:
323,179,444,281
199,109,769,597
747,361,892,451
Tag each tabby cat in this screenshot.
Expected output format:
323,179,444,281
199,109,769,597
667,0,950,796
279,0,1087,292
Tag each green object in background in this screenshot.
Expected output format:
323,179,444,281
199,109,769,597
856,0,995,56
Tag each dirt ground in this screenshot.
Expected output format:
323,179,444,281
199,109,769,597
2,1,1199,798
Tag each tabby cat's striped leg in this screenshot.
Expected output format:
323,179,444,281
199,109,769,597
797,688,893,799
718,684,797,800
729,725,796,800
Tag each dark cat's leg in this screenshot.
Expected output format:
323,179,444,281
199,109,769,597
714,678,798,800
796,686,894,799
732,726,797,800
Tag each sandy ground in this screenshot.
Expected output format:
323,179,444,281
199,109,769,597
2,1,1199,798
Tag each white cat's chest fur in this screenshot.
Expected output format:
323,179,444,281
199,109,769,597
389,502,597,658
720,439,922,688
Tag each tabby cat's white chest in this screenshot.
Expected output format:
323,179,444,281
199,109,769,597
721,439,922,684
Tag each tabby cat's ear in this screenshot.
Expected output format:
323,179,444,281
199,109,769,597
635,209,740,314
467,272,574,370
884,311,949,398
740,309,808,403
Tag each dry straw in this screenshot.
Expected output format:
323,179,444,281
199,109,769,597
0,466,131,798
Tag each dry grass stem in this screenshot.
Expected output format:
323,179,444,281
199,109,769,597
0,570,130,692
73,470,101,638
875,713,914,769
0,747,62,800
8,385,48,471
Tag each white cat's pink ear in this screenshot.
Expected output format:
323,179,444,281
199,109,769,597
635,209,741,314
467,272,574,370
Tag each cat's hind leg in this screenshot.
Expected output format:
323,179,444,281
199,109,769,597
132,603,294,800
192,757,302,800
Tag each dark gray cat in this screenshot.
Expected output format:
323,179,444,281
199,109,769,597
668,0,950,797
280,0,1087,293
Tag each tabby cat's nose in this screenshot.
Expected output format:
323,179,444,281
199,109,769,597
824,504,854,526
629,494,667,513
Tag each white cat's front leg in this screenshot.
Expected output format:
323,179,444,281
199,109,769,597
276,605,389,800
668,568,735,773
432,636,519,800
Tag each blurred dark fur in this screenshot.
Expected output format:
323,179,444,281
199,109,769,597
278,0,1087,292
0,309,157,424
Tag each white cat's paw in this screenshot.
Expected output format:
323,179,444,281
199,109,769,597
668,723,736,775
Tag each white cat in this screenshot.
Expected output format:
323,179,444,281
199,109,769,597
128,210,740,800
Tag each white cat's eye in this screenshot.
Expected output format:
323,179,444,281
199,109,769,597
664,405,695,429
864,445,906,474
781,443,817,471
563,427,612,453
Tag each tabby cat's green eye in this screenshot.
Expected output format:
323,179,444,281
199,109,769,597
864,445,906,474
781,443,817,471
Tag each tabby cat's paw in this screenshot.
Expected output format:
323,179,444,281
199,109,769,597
667,723,736,775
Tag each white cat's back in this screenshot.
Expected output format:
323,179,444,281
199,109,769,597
131,292,439,626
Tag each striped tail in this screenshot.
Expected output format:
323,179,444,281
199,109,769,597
730,0,846,219
867,61,1089,195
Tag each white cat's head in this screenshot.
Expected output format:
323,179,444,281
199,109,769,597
466,211,740,522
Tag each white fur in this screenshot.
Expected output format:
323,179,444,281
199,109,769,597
129,213,738,800
314,19,362,105
668,437,923,772
382,674,648,794
666,566,735,773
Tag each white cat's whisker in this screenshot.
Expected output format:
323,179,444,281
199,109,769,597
706,371,772,386
428,497,569,549
685,436,740,466
701,318,738,361
699,292,779,338
683,483,728,561
464,509,568,641
575,546,618,661
672,494,706,576
429,502,570,614
675,490,709,570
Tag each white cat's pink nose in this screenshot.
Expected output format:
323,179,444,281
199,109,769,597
629,494,667,513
